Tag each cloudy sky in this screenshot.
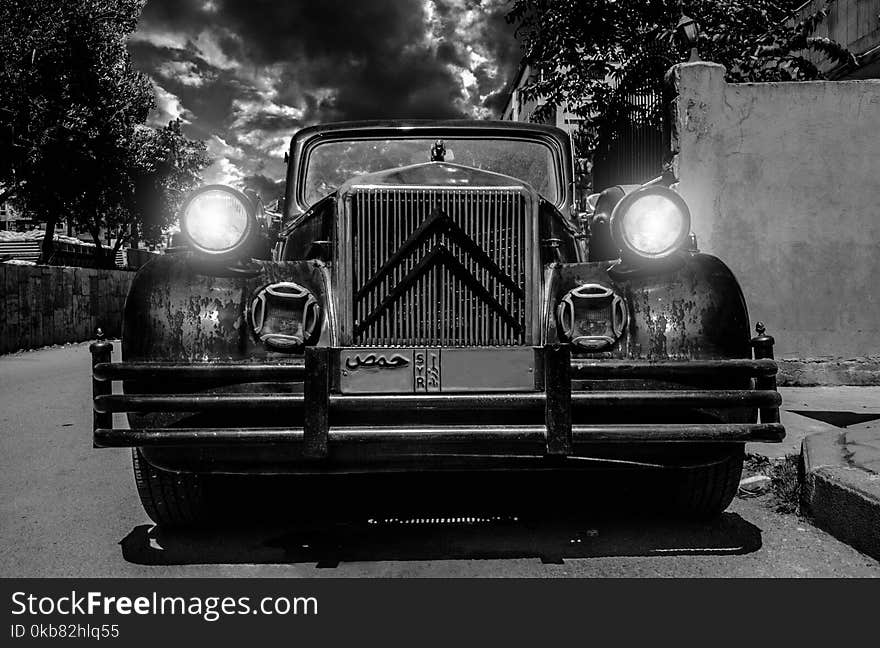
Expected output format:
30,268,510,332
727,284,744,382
128,0,522,198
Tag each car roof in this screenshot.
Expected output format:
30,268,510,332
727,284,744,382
291,119,571,145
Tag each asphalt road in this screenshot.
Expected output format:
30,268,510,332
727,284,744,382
2,342,879,577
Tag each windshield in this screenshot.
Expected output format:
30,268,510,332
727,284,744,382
302,137,559,205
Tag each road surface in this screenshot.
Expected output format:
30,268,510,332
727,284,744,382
1,342,878,577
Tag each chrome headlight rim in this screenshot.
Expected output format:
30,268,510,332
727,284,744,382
609,186,691,261
180,184,255,259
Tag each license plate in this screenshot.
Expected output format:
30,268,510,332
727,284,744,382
337,347,535,394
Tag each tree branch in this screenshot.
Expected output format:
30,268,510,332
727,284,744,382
0,186,18,203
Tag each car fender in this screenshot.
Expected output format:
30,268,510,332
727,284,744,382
544,253,752,360
121,255,336,363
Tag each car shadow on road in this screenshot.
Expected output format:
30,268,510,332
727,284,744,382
119,472,763,567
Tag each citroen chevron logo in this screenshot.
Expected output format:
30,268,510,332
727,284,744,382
355,208,523,338
357,209,523,300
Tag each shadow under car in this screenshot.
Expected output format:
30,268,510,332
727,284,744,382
119,471,762,567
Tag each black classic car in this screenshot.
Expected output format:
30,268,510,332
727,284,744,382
90,120,784,526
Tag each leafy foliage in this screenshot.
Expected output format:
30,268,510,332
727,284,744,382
507,0,855,166
97,120,209,254
0,0,209,264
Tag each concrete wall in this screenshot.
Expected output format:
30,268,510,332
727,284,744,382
669,62,880,384
0,264,134,354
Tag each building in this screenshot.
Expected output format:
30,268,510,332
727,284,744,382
499,61,598,197
499,2,880,191
0,200,70,234
499,62,584,135
796,0,880,79
0,201,21,230
499,58,665,192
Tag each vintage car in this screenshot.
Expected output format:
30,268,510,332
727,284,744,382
89,120,784,526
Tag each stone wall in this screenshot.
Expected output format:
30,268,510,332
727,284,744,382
669,62,880,384
0,264,134,354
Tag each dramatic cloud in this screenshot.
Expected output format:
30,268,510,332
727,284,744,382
148,83,191,126
129,0,522,191
156,60,214,87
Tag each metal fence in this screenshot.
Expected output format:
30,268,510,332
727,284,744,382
0,240,159,269
591,85,667,191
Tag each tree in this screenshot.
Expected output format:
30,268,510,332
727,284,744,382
80,119,209,261
132,120,210,247
0,0,209,265
507,0,855,166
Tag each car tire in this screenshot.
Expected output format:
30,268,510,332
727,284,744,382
663,447,744,519
131,449,214,527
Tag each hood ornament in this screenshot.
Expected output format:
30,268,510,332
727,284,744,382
430,139,446,162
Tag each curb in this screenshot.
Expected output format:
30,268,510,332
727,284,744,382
801,430,880,561
778,357,880,386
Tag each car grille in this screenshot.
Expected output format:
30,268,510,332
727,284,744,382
350,187,532,346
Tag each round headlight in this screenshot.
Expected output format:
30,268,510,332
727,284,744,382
610,187,691,260
181,186,252,255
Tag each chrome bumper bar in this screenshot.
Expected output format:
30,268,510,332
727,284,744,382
90,342,784,456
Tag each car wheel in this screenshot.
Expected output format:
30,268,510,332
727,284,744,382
662,446,744,519
131,449,215,527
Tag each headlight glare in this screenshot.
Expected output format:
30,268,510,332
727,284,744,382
611,187,691,260
182,186,252,255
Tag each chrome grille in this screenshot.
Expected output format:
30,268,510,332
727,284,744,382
350,187,532,346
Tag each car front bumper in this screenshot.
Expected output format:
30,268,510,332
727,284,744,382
90,343,784,471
